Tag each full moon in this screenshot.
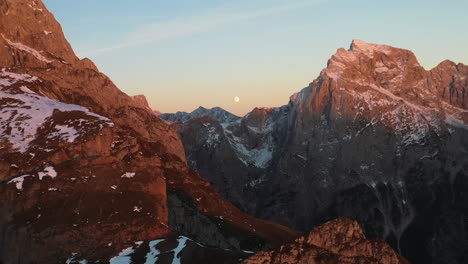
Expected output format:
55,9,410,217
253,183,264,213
234,96,240,103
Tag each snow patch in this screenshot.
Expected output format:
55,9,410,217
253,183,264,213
48,125,80,143
19,86,35,94
8,175,31,190
38,166,57,180
172,236,189,264
145,239,164,264
121,172,136,178
224,128,273,168
110,246,134,264
0,70,113,152
1,34,51,63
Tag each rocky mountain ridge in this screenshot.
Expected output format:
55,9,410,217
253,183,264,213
0,0,298,262
170,40,468,263
243,218,410,264
0,0,407,263
160,106,241,124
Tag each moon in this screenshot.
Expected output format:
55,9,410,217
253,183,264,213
234,96,240,103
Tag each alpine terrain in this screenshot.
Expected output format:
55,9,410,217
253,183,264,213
0,0,408,264
167,40,468,264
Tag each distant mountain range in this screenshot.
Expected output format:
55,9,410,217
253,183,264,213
160,106,241,123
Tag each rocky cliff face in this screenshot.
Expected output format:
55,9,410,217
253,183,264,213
0,1,304,263
131,94,152,111
243,218,409,264
171,40,468,264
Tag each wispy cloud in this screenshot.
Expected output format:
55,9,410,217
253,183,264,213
78,0,326,57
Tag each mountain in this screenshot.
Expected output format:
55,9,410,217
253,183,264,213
0,1,407,263
160,106,241,123
0,0,303,262
170,40,468,263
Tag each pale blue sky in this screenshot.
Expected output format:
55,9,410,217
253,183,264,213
43,0,468,115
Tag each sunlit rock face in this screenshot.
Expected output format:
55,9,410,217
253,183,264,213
0,1,303,263
169,40,468,264
131,94,153,111
242,218,409,264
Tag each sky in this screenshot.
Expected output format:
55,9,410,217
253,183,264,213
43,0,468,116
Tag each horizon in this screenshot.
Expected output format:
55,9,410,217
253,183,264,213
43,0,468,116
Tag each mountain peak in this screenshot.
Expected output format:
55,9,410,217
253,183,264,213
322,39,421,81
349,39,399,57
194,106,208,112
0,0,80,67
160,106,240,123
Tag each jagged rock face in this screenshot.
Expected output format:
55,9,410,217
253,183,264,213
160,106,241,123
0,0,78,67
172,106,294,214
172,116,255,210
0,1,302,263
242,218,409,264
172,40,468,264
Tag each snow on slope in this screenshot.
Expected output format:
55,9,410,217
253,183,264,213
109,236,191,264
221,118,275,169
67,235,249,264
0,69,113,153
8,165,58,190
1,34,52,63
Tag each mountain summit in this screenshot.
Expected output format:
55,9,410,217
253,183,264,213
169,40,467,264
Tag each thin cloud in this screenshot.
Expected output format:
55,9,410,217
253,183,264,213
78,0,326,57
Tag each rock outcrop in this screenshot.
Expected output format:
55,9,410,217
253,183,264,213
131,94,152,111
243,218,409,264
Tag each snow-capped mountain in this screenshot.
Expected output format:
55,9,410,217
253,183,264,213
160,106,241,123
170,40,468,264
